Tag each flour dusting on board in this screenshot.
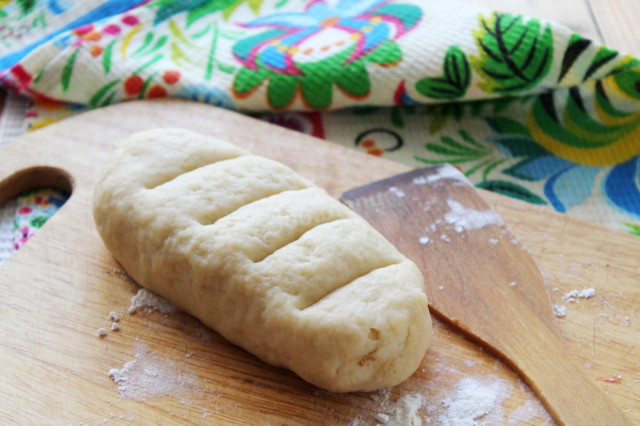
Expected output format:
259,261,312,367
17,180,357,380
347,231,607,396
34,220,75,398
108,340,197,400
128,288,177,314
350,373,551,425
444,199,504,233
430,376,512,425
412,165,471,186
351,391,426,426
388,394,427,425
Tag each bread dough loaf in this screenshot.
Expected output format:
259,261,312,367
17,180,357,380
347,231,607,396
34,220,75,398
93,128,431,392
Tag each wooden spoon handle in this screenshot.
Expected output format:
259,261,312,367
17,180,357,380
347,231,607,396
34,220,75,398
508,324,632,425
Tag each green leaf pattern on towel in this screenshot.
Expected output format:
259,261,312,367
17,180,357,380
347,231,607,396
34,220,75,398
416,46,471,99
471,13,553,94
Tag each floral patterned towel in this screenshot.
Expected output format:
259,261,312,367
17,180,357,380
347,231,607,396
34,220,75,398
0,0,639,257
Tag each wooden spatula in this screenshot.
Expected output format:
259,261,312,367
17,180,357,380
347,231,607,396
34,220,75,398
341,165,632,426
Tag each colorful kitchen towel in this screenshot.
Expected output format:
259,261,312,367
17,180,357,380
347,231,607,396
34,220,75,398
0,0,639,256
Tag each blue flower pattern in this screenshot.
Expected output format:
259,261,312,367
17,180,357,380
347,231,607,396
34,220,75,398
234,0,416,74
486,118,640,218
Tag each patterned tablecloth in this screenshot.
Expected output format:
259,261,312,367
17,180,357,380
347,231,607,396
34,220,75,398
0,0,639,264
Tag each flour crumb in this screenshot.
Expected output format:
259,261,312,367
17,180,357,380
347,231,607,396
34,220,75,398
440,234,450,242
489,238,499,245
109,360,136,391
563,288,596,303
98,328,108,337
110,322,120,331
444,199,504,233
109,311,120,322
578,288,596,298
388,186,406,198
413,165,471,186
128,288,177,314
552,305,567,318
419,236,430,245
375,413,390,423
508,281,517,287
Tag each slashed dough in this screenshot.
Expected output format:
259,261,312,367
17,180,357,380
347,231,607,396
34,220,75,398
93,128,432,392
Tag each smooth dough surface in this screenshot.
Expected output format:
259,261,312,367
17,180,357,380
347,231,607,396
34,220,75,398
93,128,432,392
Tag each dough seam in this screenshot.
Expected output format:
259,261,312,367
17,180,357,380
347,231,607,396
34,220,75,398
302,260,403,311
144,153,247,190
193,185,309,227
252,215,348,264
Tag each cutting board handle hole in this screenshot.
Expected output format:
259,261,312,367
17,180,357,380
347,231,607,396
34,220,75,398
0,166,73,205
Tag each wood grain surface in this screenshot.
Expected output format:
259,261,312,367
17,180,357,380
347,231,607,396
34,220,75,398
0,100,638,425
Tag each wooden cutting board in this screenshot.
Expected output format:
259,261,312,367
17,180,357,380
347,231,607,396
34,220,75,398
0,100,638,424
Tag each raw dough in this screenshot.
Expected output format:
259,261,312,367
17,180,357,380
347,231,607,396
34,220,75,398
93,128,431,392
